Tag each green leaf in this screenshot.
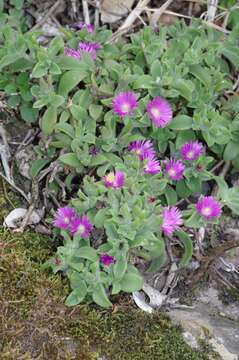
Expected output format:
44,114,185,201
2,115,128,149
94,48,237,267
173,79,195,101
92,284,112,308
133,75,152,89
165,186,178,205
184,211,201,228
113,256,127,280
169,115,193,130
40,106,57,135
223,45,239,70
120,273,143,293
58,70,86,96
220,187,239,215
30,159,51,178
94,208,108,228
147,253,167,272
69,271,84,288
58,153,82,167
32,62,48,78
55,123,75,138
176,231,193,267
65,282,87,306
20,104,38,123
89,104,103,120
74,246,98,262
176,180,192,198
150,59,162,79
223,141,239,161
189,65,211,87
111,282,121,295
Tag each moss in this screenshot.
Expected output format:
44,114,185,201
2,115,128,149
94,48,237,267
0,186,212,360
219,287,239,305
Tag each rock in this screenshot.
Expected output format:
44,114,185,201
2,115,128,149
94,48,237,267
100,0,135,23
4,208,42,228
168,303,239,359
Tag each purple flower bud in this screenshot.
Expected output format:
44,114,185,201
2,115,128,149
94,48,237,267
100,253,115,266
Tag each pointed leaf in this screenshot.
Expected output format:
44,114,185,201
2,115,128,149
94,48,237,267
92,284,112,308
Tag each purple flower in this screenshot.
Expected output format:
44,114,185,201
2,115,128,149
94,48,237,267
180,141,204,161
70,22,94,33
144,157,161,175
165,159,185,181
64,47,81,59
147,96,173,128
53,207,77,230
70,215,93,237
89,145,99,156
196,196,221,220
161,206,183,236
78,41,101,60
103,171,125,189
100,254,115,266
112,92,138,117
128,140,156,160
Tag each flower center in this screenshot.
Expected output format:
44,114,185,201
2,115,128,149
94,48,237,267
121,102,130,113
187,151,194,159
151,107,161,118
202,207,211,216
106,173,115,183
64,217,70,224
135,149,141,155
168,168,176,177
78,224,85,234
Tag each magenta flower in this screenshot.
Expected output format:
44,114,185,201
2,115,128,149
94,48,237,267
100,254,115,266
196,196,221,220
128,140,156,160
89,145,99,156
144,157,161,175
112,92,138,117
165,159,185,181
180,141,204,161
103,171,125,188
161,206,183,236
70,215,93,237
71,22,94,33
53,207,77,230
147,96,173,128
64,47,81,59
78,41,101,60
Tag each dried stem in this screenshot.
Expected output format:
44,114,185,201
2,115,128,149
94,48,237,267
30,0,62,31
82,0,90,25
206,0,218,22
149,0,175,28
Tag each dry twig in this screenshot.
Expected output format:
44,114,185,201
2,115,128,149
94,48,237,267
112,0,151,40
30,0,62,31
82,0,90,24
149,0,175,28
206,0,218,22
